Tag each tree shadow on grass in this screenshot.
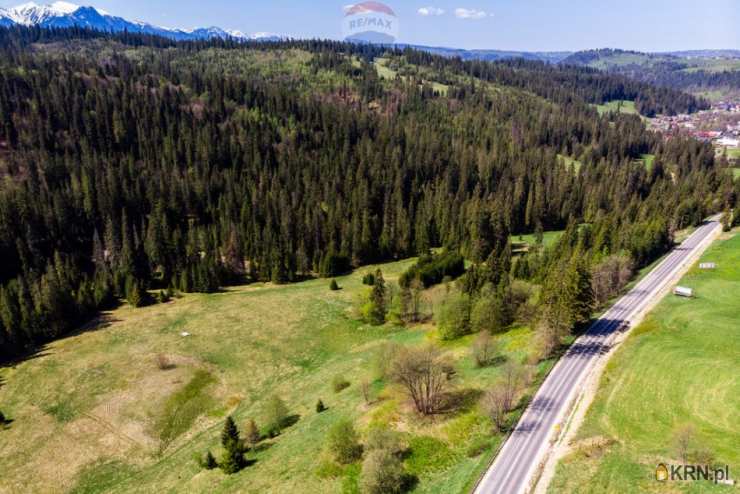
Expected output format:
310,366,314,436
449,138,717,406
402,473,419,493
253,441,274,453
439,388,484,415
282,414,300,429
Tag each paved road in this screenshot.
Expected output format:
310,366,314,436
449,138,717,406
473,218,722,494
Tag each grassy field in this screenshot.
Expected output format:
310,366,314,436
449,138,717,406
374,57,449,95
595,100,638,116
639,154,656,171
511,230,565,254
549,232,740,493
557,154,583,173
0,257,552,494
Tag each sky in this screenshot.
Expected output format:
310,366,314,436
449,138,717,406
1,0,738,52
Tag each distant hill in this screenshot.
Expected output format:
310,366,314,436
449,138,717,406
561,49,740,100
404,44,572,64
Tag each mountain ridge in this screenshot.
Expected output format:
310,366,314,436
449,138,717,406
0,1,280,41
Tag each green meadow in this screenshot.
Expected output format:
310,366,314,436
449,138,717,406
549,232,740,493
0,257,552,494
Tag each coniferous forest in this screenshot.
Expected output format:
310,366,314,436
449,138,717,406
0,27,737,361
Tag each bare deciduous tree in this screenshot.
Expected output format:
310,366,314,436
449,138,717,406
471,330,499,367
482,384,509,432
673,424,696,463
391,346,452,415
360,378,372,405
481,362,531,432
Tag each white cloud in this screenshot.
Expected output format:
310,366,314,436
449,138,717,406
418,6,445,16
455,8,489,20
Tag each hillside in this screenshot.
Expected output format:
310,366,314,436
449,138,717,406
0,256,552,494
563,49,740,101
0,27,738,494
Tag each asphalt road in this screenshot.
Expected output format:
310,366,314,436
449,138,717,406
473,218,722,494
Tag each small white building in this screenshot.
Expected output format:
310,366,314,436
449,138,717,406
674,286,694,298
717,137,739,148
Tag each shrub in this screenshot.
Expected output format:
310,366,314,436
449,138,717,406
155,353,174,370
471,292,511,335
125,275,152,308
316,399,327,413
360,448,406,494
466,438,491,458
372,342,401,380
436,292,471,340
362,273,376,286
329,279,340,291
471,330,499,368
399,251,465,289
327,419,363,464
157,290,171,304
0,410,5,424
265,395,289,437
366,427,405,456
244,418,260,447
198,450,217,469
320,253,351,278
391,346,453,415
332,375,350,393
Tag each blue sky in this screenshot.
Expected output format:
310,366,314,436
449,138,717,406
2,0,738,51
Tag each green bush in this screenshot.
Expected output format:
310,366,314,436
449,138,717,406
265,395,290,437
366,427,405,456
436,292,472,340
465,437,491,458
362,273,376,285
327,419,363,464
399,251,465,288
360,448,406,494
329,279,340,291
316,399,327,413
471,292,512,334
320,253,352,278
198,450,218,469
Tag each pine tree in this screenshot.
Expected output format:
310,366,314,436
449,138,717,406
369,269,387,325
202,450,217,470
220,416,244,474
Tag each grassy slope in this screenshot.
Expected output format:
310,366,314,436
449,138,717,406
0,257,546,494
595,100,638,116
511,231,565,254
549,232,740,494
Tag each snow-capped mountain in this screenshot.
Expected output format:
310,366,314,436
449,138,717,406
0,2,280,41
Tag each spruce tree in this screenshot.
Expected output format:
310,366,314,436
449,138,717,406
369,269,387,325
220,416,244,474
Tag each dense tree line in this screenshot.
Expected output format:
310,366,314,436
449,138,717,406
0,27,735,361
402,50,709,116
